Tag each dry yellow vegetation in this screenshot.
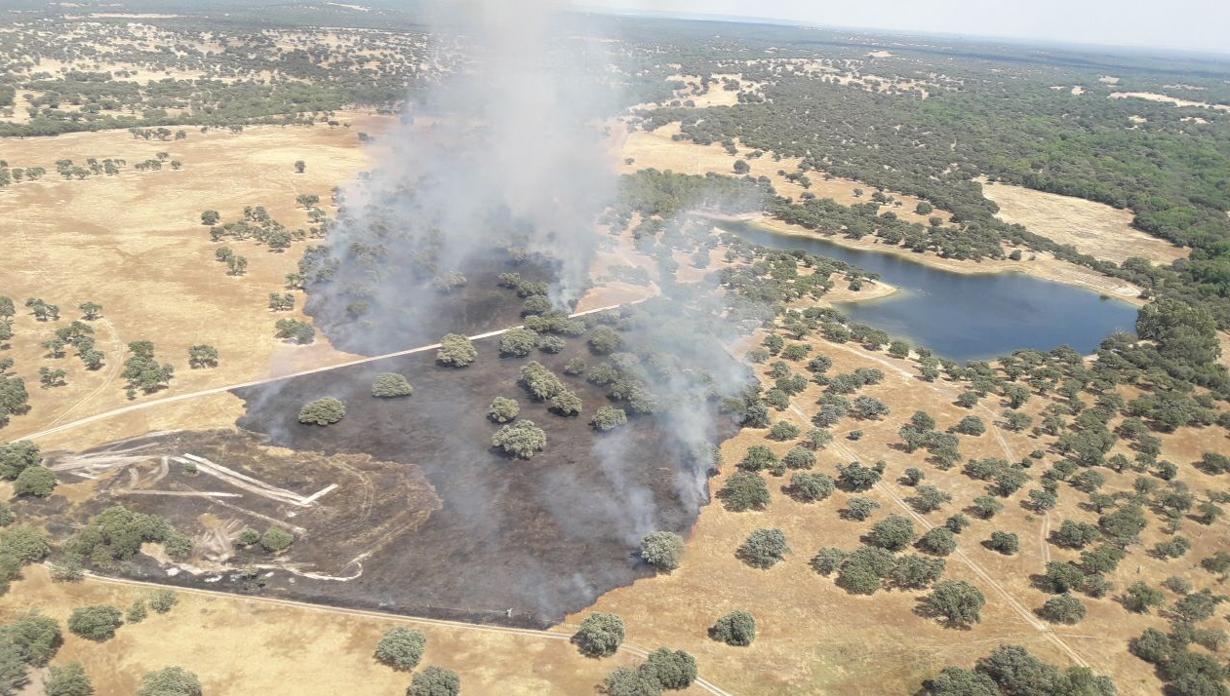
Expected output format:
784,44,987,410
983,180,1188,265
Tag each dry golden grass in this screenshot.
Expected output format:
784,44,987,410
568,331,1230,695
0,113,394,440
617,123,947,226
982,180,1188,265
0,566,665,696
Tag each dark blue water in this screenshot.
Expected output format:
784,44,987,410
722,221,1139,361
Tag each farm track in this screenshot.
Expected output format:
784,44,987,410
783,350,1090,669
19,302,636,443
72,572,734,696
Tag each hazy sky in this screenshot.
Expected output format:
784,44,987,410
581,0,1230,56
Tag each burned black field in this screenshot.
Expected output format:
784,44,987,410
226,333,729,626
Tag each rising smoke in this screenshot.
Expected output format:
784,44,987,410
303,0,617,352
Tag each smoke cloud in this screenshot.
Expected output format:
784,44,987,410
303,0,617,353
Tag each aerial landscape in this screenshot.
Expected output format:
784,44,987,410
0,0,1229,694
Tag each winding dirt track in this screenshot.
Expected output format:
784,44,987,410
74,571,733,696
19,303,635,443
785,368,1091,669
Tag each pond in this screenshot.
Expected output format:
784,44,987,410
720,220,1139,361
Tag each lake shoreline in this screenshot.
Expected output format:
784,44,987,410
704,212,1146,306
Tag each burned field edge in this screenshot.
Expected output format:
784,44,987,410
224,332,735,627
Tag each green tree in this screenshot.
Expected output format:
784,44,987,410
646,648,696,690
67,606,123,642
298,397,345,425
920,580,985,628
786,472,834,502
78,302,103,321
436,334,477,367
371,373,413,398
260,527,294,553
717,472,770,512
135,666,201,696
488,397,520,423
574,613,624,657
601,665,661,696
918,527,957,556
5,610,61,666
44,662,93,696
492,420,546,459
868,515,915,552
374,626,425,671
499,328,538,358
13,466,55,498
736,528,789,569
640,532,684,573
985,531,1019,555
1123,581,1164,614
710,611,756,646
408,666,460,696
148,590,177,614
591,406,628,432
200,210,220,225
1039,594,1086,624
187,345,218,369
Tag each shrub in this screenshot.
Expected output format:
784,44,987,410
574,613,624,657
640,532,685,572
67,605,123,641
945,514,970,533
717,472,770,512
408,666,460,696
487,397,520,423
13,465,55,497
920,580,985,628
436,334,477,367
492,420,547,459
136,667,201,696
710,611,756,646
149,590,177,614
736,528,790,569
868,515,915,552
260,527,294,553
370,373,413,398
1039,594,1086,624
375,627,426,670
298,397,345,425
591,406,628,432
128,599,148,623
